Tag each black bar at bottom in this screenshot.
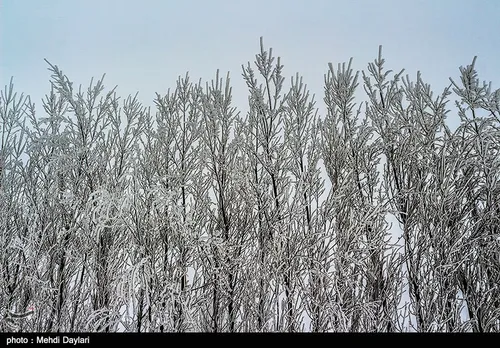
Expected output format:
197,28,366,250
0,332,493,346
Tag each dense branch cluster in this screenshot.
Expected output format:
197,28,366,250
1,38,499,332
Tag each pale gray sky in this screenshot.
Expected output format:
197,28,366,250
2,0,499,128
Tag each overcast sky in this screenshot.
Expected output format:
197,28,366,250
1,0,499,128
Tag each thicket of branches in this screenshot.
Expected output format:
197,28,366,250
1,38,499,332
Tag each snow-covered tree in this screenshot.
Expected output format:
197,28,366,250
1,38,499,333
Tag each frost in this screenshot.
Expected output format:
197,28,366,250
1,41,499,333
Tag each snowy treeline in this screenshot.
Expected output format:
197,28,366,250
1,38,499,332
